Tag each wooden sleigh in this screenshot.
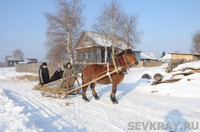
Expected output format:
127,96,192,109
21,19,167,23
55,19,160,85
32,75,81,98
33,66,123,99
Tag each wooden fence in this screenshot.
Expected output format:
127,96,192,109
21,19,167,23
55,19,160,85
15,63,88,74
15,62,150,74
15,63,40,73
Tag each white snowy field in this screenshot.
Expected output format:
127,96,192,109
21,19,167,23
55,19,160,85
0,62,200,132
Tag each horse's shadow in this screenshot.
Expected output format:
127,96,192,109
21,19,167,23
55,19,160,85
96,78,150,101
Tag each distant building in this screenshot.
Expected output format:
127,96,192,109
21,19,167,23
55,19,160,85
19,58,38,64
140,51,161,67
75,31,130,63
159,53,172,63
170,53,200,61
166,53,200,73
5,55,22,67
140,51,157,60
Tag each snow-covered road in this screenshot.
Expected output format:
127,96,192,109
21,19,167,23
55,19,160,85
0,64,200,132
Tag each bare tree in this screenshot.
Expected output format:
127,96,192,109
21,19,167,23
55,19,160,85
93,0,140,62
93,0,124,63
46,43,66,64
45,0,85,64
12,49,24,60
120,14,140,49
191,31,200,53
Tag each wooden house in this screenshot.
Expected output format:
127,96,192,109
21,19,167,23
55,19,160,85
170,53,200,61
166,53,200,72
5,55,22,67
140,51,162,67
159,53,172,63
75,31,129,63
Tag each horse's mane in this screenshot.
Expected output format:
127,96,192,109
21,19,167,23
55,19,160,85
115,49,133,56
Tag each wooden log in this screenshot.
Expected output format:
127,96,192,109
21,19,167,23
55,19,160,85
151,78,182,85
192,69,200,73
171,71,194,78
153,73,163,81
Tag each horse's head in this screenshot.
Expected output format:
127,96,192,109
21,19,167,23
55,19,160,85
123,49,138,66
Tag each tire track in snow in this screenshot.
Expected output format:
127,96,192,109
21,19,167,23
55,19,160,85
3,88,81,131
70,95,127,131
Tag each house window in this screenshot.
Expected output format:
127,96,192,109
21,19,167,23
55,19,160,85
85,52,88,60
79,53,83,61
108,50,112,58
101,49,105,62
107,50,112,62
96,49,101,62
88,51,91,61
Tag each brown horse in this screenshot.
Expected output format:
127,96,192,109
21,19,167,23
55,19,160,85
81,49,138,104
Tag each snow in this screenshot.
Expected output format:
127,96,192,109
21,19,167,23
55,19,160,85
159,53,172,62
140,51,157,60
87,32,128,50
173,60,200,71
0,67,36,80
0,65,200,131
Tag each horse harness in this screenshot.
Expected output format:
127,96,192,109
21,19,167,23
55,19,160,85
114,53,129,74
106,52,129,83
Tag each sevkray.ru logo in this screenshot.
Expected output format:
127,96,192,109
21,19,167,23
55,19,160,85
127,121,199,131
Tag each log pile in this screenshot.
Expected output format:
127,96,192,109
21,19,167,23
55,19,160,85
150,68,200,85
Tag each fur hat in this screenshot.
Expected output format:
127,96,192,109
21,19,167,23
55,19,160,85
42,62,47,66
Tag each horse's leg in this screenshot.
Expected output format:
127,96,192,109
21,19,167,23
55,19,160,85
82,86,89,102
110,83,118,104
90,83,99,100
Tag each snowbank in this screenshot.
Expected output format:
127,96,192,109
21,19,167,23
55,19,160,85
173,61,200,71
0,88,36,131
0,67,37,80
0,65,200,131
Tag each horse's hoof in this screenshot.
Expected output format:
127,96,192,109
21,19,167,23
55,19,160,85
110,95,118,104
93,94,99,100
95,96,99,100
82,96,89,102
84,99,90,102
112,100,118,104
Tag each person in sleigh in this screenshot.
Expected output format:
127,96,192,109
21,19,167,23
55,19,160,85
39,62,50,86
60,62,76,91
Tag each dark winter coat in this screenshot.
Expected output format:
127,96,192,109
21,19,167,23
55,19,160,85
50,69,63,82
39,65,50,85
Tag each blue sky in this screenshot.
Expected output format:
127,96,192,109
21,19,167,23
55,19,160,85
0,0,200,62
